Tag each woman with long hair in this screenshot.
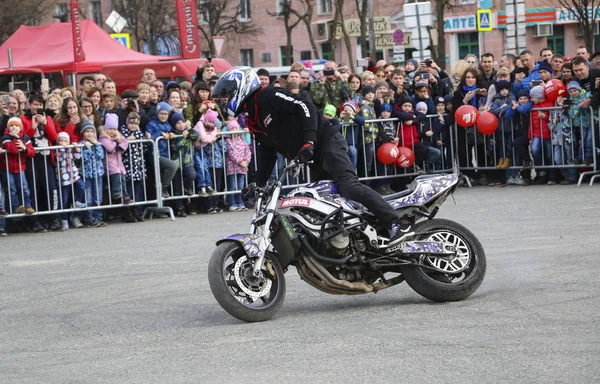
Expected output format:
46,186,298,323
79,96,101,133
54,97,85,143
86,87,102,109
452,68,489,184
60,87,77,101
451,59,471,92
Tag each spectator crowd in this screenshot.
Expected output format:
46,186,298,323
0,46,598,236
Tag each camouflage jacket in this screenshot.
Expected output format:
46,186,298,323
310,80,355,109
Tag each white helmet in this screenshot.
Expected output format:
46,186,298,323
211,66,261,117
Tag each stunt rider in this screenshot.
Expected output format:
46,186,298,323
211,66,412,248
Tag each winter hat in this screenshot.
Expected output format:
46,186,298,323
343,100,358,113
415,101,428,112
226,119,240,130
57,131,70,144
7,116,23,130
375,80,389,91
381,103,393,113
407,59,418,69
323,104,337,117
538,60,552,73
444,94,453,104
104,113,119,130
496,80,511,92
202,109,219,123
517,90,530,99
414,81,429,90
557,89,567,97
166,81,180,92
179,81,192,91
567,81,582,91
194,81,209,92
435,96,446,105
80,119,95,134
529,86,545,99
121,89,138,99
169,112,185,128
156,102,172,113
361,85,375,96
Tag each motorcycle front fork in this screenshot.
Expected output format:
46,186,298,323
250,184,282,277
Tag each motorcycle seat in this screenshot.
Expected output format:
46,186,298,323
381,186,415,201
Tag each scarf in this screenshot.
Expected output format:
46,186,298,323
462,84,478,107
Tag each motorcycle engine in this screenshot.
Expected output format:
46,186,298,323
326,233,350,256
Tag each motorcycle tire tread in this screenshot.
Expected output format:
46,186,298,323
399,219,486,302
208,242,287,322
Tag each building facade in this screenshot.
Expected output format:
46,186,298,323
28,0,599,71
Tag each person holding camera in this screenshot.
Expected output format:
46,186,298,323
310,60,355,110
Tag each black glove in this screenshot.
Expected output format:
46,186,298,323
242,183,258,204
295,141,314,164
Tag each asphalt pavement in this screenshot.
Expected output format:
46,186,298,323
1,184,599,384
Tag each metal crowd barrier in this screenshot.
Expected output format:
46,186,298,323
2,112,597,226
452,105,598,186
0,139,162,221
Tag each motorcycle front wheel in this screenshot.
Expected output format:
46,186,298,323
400,219,486,302
208,242,286,322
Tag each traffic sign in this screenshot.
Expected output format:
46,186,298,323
393,54,405,63
477,10,492,32
393,45,405,54
393,29,405,45
111,33,130,48
212,36,225,57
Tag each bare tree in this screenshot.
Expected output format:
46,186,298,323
113,0,177,53
354,0,368,59
268,0,302,66
0,0,56,44
197,0,261,56
334,0,355,73
557,0,598,50
288,0,320,60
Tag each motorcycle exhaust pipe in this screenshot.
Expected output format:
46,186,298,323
299,235,351,265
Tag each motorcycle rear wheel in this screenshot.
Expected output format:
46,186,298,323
208,242,286,322
400,219,486,302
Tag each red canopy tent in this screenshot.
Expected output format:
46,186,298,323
0,19,168,73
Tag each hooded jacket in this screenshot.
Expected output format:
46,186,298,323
1,132,35,172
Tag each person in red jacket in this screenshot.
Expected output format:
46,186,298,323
54,97,84,144
529,85,556,184
396,96,432,169
1,117,36,214
20,92,62,232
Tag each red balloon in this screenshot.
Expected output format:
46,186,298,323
454,105,479,128
476,112,498,135
544,79,566,102
396,146,415,168
377,142,400,165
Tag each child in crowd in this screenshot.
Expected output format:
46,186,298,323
505,90,533,185
528,85,556,184
79,120,105,227
432,96,452,168
56,131,85,229
337,101,364,170
567,81,593,165
224,120,251,211
490,80,515,169
145,102,178,198
193,108,219,197
359,85,377,177
412,82,436,114
99,113,133,204
373,103,398,194
169,112,199,217
203,119,225,214
396,96,432,172
0,117,36,214
550,90,578,184
121,112,147,221
415,101,442,170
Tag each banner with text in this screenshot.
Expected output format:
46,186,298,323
176,0,201,59
70,0,86,63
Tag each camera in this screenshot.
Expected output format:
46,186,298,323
338,68,346,74
563,99,573,106
323,69,335,76
357,58,369,67
421,73,430,79
425,59,433,67
532,80,542,86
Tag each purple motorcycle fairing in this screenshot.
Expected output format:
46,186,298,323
216,234,270,260
388,174,459,209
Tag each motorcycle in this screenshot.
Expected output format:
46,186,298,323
208,161,486,322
